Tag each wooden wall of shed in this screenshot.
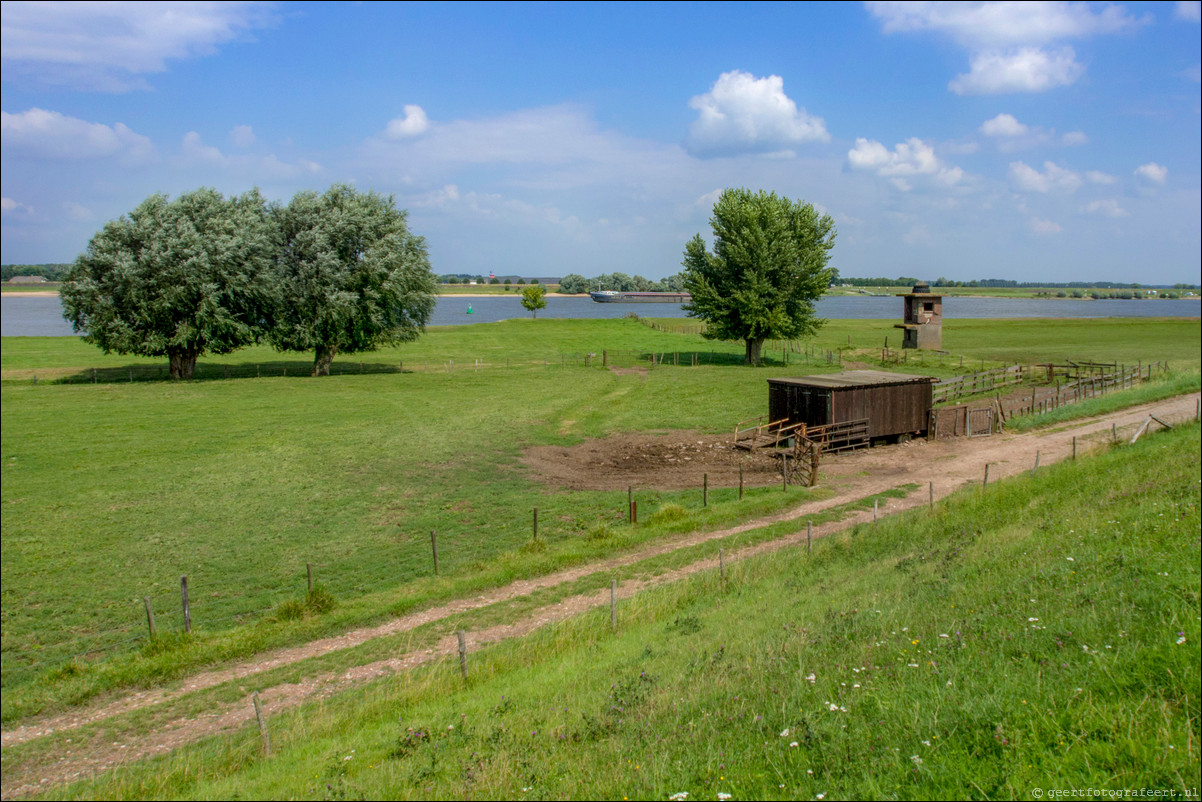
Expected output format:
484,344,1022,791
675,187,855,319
831,384,931,438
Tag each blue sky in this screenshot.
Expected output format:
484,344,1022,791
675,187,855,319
2,1,1199,284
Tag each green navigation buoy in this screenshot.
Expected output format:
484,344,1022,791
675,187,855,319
466,305,473,314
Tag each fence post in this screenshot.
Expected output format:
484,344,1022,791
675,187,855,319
457,630,468,679
703,474,708,507
180,575,191,634
873,498,878,525
807,520,813,553
430,530,439,576
610,580,617,630
1032,451,1040,474
144,596,156,639
630,500,637,524
252,692,271,757
739,466,744,500
719,547,725,583
307,562,313,593
929,481,934,508
533,507,538,540
983,464,990,488
1072,436,1077,460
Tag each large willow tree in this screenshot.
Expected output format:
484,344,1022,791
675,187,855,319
682,188,836,365
60,188,276,380
269,185,437,376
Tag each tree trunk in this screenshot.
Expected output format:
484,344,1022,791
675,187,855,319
313,344,337,376
745,338,764,366
168,351,198,380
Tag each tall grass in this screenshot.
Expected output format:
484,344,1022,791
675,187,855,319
42,424,1200,800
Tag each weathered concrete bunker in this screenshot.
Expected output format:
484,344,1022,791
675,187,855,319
767,370,937,443
895,282,943,350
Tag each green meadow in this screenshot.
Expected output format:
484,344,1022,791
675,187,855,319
1,316,1198,726
37,420,1202,800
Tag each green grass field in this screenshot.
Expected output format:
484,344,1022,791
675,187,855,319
38,421,1202,800
2,316,1198,725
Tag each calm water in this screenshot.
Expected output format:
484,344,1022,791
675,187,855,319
3,294,1198,336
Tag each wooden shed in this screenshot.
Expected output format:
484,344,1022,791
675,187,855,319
767,370,937,443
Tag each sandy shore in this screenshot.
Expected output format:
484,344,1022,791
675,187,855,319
1,290,59,297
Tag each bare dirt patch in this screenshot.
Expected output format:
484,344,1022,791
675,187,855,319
521,431,783,490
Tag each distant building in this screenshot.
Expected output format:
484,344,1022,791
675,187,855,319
7,275,48,284
894,282,943,350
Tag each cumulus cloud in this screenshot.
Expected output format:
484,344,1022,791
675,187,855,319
867,1,1146,95
1061,131,1089,145
685,70,829,157
1008,160,1082,193
1081,199,1129,218
176,131,322,178
0,1,277,92
229,125,256,148
1176,1,1202,22
950,47,1084,94
1134,162,1168,183
2,197,34,216
1086,170,1117,184
386,105,430,139
1031,218,1062,235
0,108,155,163
847,137,964,190
980,113,1029,137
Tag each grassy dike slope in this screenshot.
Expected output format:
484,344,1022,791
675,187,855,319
46,423,1200,800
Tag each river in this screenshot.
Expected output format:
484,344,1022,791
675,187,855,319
2,293,1198,336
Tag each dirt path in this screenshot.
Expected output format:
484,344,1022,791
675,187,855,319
2,393,1197,799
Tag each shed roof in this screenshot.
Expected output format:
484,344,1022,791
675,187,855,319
767,370,937,389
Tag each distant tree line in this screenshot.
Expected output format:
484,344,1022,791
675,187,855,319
2,263,72,281
61,184,437,380
838,275,1198,290
556,272,687,294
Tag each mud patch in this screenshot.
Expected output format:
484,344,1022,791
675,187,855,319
521,430,786,491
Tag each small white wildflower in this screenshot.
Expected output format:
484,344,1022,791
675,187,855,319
805,673,816,683
1177,636,1187,645
853,683,860,689
908,663,919,667
827,702,840,712
1067,557,1074,561
807,770,813,775
1028,617,1039,622
448,724,455,730
717,794,732,801
668,793,689,801
780,728,789,737
921,740,930,746
790,741,799,748
911,755,923,765
939,633,949,638
816,794,825,800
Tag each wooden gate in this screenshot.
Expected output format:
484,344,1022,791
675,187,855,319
967,408,993,437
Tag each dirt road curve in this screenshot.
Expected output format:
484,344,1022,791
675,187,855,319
2,393,1197,798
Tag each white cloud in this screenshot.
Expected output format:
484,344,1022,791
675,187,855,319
980,113,1029,137
868,2,1146,95
176,131,323,178
950,47,1084,94
1086,170,1117,184
847,137,964,190
1081,199,1129,218
1134,162,1168,183
0,1,277,92
229,125,256,148
2,197,34,216
1061,131,1088,145
695,188,724,208
1031,218,1062,235
0,108,155,163
1008,160,1082,193
1176,1,1202,22
685,70,829,156
411,184,460,208
867,2,1144,48
386,105,430,139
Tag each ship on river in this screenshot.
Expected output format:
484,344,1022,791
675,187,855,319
589,290,692,303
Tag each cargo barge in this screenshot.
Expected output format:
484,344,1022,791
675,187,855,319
589,291,692,303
